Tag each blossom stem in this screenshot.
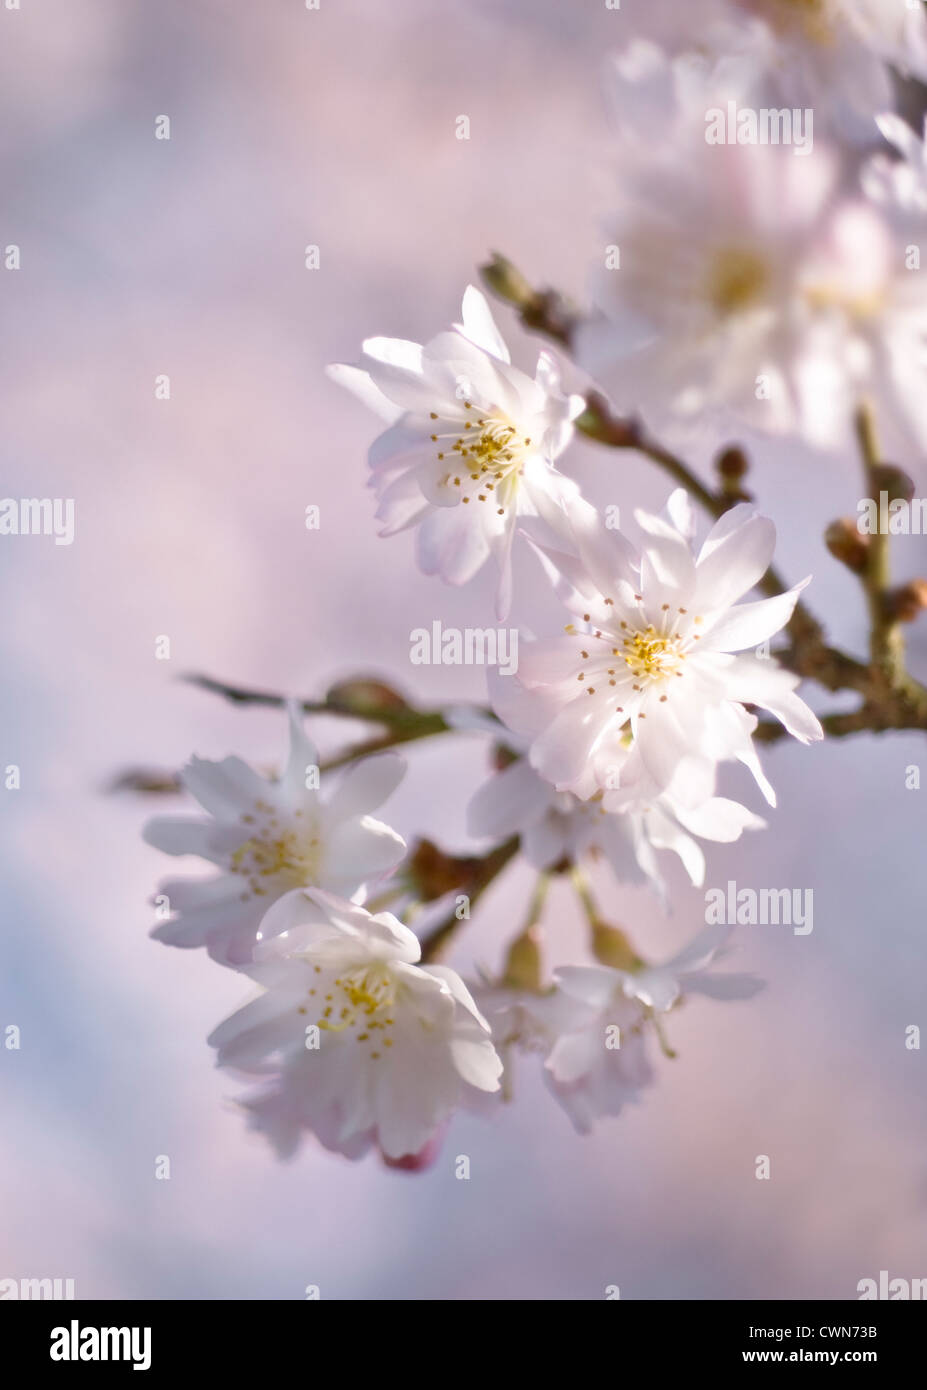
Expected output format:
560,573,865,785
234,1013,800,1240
363,885,407,914
568,865,643,966
501,872,551,991
855,403,908,688
649,1009,678,1061
524,870,551,929
569,863,601,930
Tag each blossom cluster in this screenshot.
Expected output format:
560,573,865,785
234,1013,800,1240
580,14,927,455
143,282,811,1162
138,3,927,1165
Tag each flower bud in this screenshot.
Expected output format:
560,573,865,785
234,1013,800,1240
716,446,748,481
109,767,183,794
575,391,638,447
325,678,409,717
479,253,535,309
501,926,543,993
870,464,916,505
884,578,927,623
825,517,870,573
591,922,643,972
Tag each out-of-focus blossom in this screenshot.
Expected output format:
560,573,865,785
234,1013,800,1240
475,924,761,1133
580,39,927,450
580,42,853,445
616,1,927,141
545,922,763,1131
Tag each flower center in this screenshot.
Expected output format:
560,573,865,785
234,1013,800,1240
569,604,704,715
230,801,321,899
430,401,531,514
621,630,685,682
705,247,770,319
302,962,397,1059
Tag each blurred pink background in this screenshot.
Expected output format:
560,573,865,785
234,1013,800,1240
1,0,926,1299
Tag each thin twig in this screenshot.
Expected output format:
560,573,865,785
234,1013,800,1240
499,870,551,991
180,672,486,766
855,404,909,689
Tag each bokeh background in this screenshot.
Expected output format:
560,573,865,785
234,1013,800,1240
1,0,926,1300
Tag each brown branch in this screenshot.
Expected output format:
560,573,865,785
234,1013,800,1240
853,406,927,718
416,837,520,963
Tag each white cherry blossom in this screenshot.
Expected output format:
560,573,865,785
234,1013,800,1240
473,924,760,1133
579,40,895,448
209,889,502,1161
506,490,822,806
722,0,927,140
328,286,585,617
461,672,765,892
841,115,927,452
144,705,406,966
546,923,762,1131
615,3,927,141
